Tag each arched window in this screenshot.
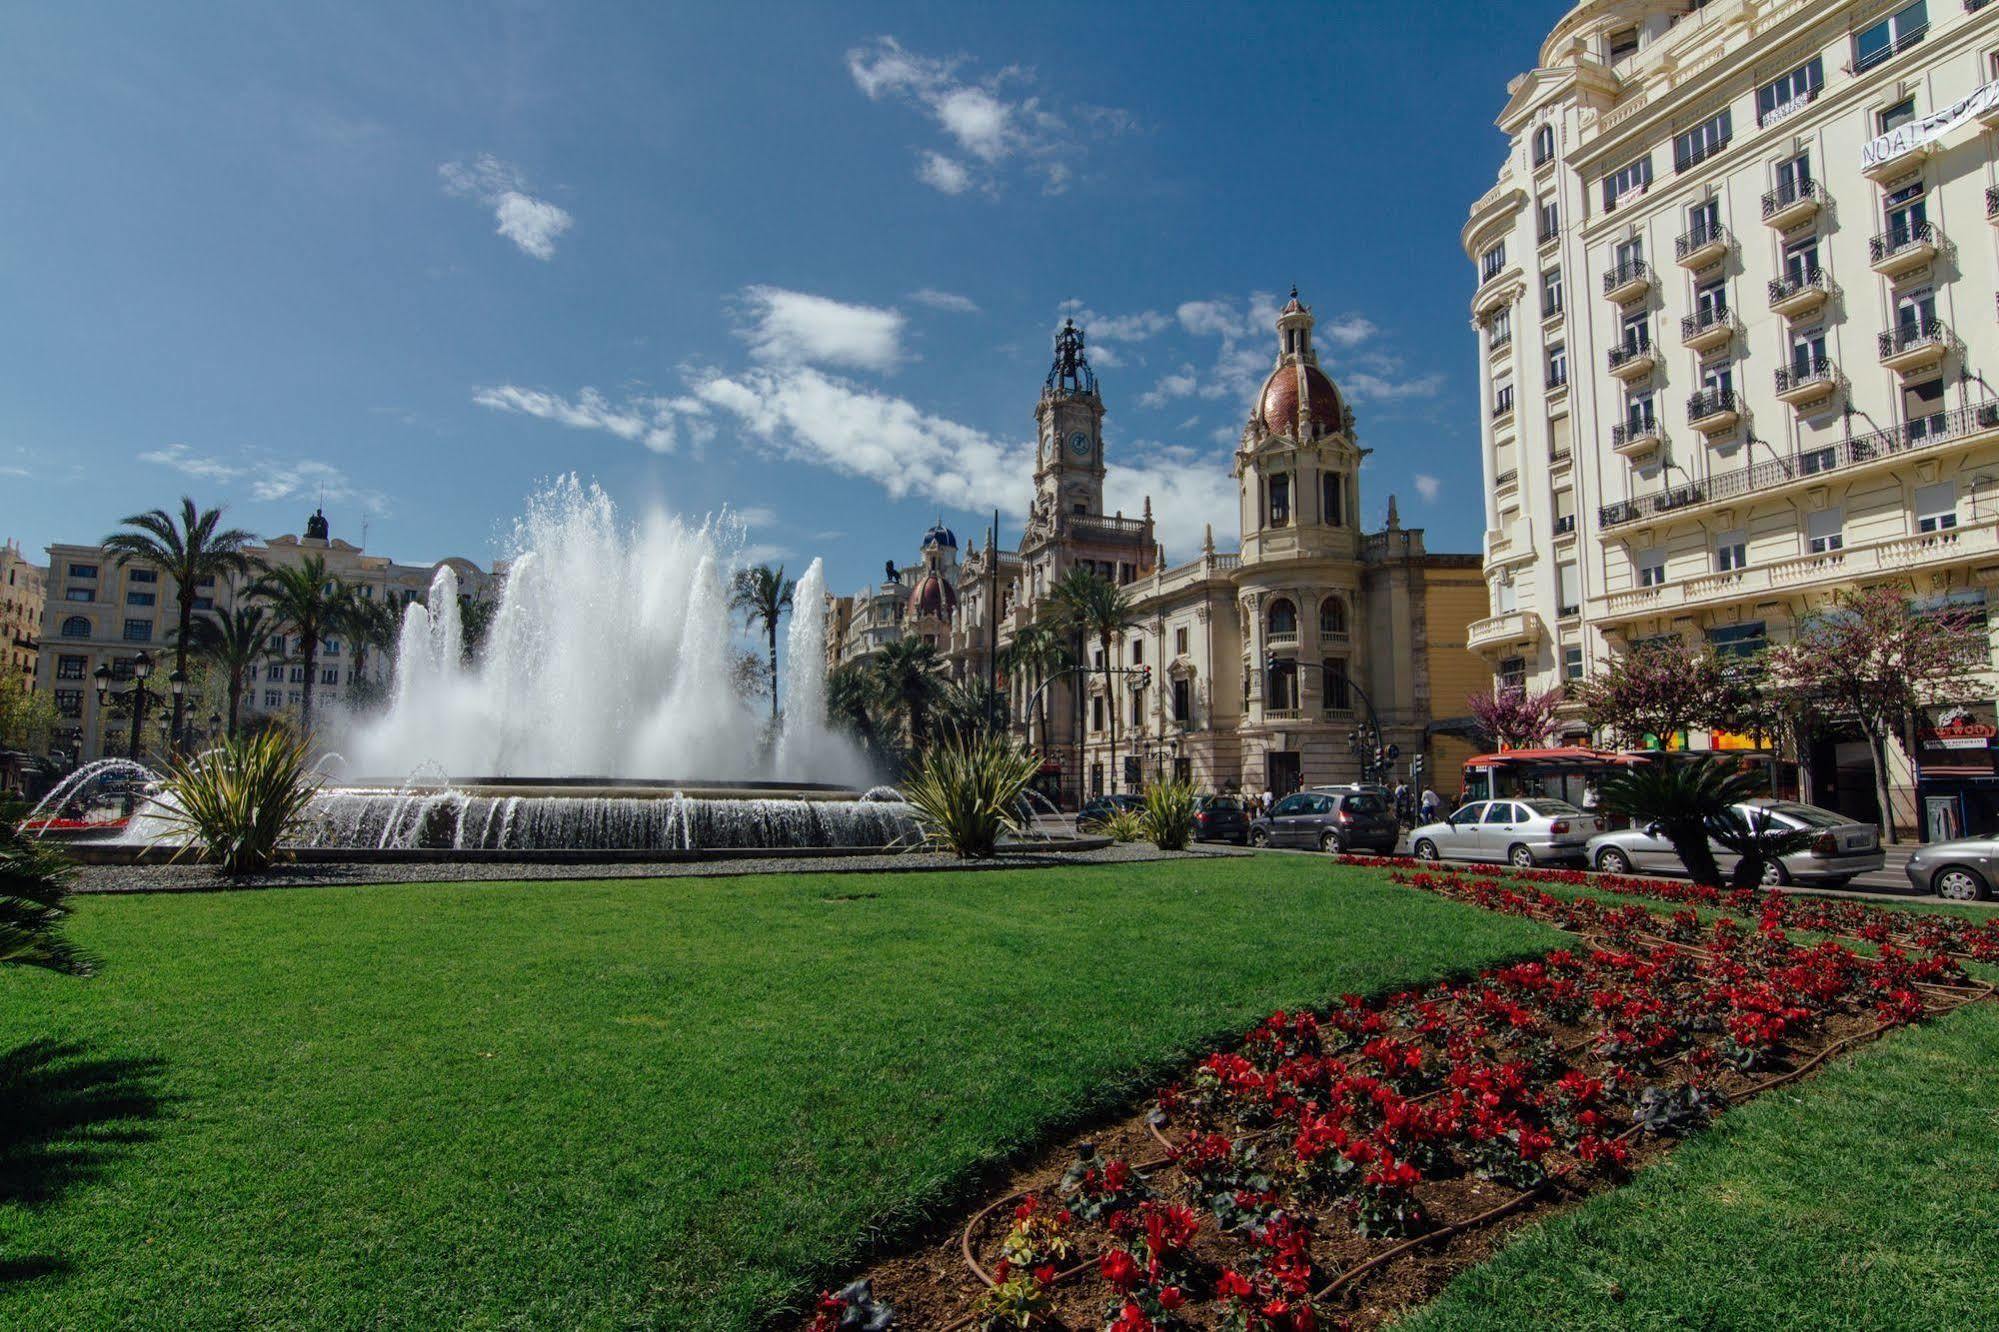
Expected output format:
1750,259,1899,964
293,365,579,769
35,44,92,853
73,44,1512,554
61,615,90,639
1322,472,1345,527
1319,596,1348,637
1268,474,1291,527
1532,125,1555,166
1267,598,1298,639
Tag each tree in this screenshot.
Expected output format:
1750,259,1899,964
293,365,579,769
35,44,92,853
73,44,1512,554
998,621,1071,750
1046,569,1135,791
728,648,772,712
457,596,497,665
1595,756,1770,888
827,659,888,759
1768,583,1990,839
249,556,355,736
187,603,272,738
0,675,59,754
0,819,91,975
102,497,255,755
342,594,404,709
729,564,796,727
1467,684,1564,751
1570,637,1744,750
870,637,946,762
932,679,1006,747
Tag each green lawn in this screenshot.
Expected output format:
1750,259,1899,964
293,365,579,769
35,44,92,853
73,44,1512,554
1406,996,1999,1332
0,858,1555,1330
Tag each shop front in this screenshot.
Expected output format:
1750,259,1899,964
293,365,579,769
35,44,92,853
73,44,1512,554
1915,701,1999,841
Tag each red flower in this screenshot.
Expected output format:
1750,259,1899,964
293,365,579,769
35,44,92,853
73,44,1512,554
1100,1247,1139,1291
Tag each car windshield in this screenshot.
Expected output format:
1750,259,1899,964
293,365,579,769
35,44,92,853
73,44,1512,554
1760,801,1846,828
1523,800,1582,816
1204,797,1240,812
1345,794,1386,814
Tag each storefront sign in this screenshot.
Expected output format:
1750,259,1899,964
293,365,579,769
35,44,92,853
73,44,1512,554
1917,702,1999,773
1861,77,1999,171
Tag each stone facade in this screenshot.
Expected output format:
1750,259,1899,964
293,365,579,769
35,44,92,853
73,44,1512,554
1,539,45,697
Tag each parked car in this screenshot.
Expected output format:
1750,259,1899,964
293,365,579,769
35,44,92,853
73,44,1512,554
1248,788,1398,854
1193,794,1250,845
1903,835,1999,901
1584,799,1882,887
1409,798,1600,868
1075,793,1142,832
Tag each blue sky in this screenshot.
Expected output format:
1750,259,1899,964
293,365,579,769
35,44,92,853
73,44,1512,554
0,2,1557,593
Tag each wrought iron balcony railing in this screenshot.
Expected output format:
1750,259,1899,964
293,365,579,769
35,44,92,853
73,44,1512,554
1761,177,1819,219
1602,258,1652,296
1879,316,1949,361
1675,222,1730,260
1870,220,1936,265
1768,267,1830,307
1687,387,1738,421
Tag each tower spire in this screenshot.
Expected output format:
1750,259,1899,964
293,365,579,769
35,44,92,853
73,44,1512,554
1044,318,1098,397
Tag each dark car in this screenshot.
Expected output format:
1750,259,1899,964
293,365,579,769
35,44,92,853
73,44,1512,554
1249,789,1398,854
1076,793,1142,831
1193,794,1250,845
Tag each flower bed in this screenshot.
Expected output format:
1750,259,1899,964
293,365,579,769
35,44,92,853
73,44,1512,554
804,862,1990,1331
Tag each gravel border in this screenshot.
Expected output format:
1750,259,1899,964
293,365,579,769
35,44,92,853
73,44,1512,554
70,841,1251,894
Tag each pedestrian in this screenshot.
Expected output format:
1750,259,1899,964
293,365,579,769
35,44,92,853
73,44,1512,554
1420,787,1440,823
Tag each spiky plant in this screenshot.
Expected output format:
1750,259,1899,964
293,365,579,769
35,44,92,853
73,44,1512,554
1096,807,1147,844
151,729,321,875
900,735,1039,859
0,819,92,975
1595,756,1771,888
1139,779,1199,851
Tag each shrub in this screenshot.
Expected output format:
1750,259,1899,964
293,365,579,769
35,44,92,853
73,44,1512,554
1097,808,1147,843
900,735,1039,859
1139,780,1198,851
0,818,92,975
152,729,321,874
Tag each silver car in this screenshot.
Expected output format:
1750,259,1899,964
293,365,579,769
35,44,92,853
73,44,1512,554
1409,798,1602,868
1903,836,1999,901
1585,799,1883,887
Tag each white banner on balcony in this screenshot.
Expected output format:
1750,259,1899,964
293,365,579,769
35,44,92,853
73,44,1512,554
1861,77,1999,171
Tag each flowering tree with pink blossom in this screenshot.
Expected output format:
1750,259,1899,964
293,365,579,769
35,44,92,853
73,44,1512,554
1570,637,1744,750
1467,684,1564,751
1768,583,1989,838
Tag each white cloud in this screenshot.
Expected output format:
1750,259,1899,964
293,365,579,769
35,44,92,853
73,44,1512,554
732,505,780,529
1139,364,1199,409
907,287,979,314
439,154,573,260
917,151,973,195
137,444,388,511
934,86,1012,161
1414,474,1441,502
138,443,242,482
1342,371,1447,403
1106,446,1240,557
735,286,904,372
1321,313,1379,348
472,384,696,453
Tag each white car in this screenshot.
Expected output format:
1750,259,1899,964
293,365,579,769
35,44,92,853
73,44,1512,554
1409,798,1602,868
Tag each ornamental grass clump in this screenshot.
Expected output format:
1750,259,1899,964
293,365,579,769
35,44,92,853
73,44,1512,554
1138,780,1198,851
1097,808,1147,843
901,735,1039,859
153,728,321,875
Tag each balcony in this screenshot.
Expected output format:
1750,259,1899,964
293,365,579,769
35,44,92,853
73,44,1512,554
1675,223,1731,270
1768,268,1831,318
1545,367,1570,393
1266,627,1299,647
1988,185,1998,220
1553,513,1577,538
1680,306,1737,352
1596,402,1999,532
1467,609,1546,656
1611,418,1663,459
1775,357,1839,407
1761,178,1821,230
1686,387,1740,434
1879,317,1951,373
1607,340,1657,382
1491,390,1516,420
1869,222,1938,278
1603,259,1653,305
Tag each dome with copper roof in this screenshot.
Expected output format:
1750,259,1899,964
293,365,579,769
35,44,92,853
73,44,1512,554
907,570,958,621
1251,287,1349,442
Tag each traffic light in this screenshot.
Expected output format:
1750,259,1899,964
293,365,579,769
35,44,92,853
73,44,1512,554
1139,665,1152,690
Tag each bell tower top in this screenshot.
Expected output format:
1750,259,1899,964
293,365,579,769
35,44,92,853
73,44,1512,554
1044,318,1098,399
1032,318,1107,525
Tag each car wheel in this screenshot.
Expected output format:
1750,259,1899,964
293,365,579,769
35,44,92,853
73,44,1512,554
1249,827,1269,848
1595,847,1632,876
1508,844,1535,869
1319,829,1345,855
1413,838,1439,862
1933,866,1990,902
1759,858,1792,888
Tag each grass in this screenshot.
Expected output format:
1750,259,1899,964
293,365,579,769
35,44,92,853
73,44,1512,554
1406,996,1999,1332
0,857,1555,1331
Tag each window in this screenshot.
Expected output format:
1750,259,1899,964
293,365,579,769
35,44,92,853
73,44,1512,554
1607,27,1638,62
1686,197,1722,243
125,591,155,607
1603,156,1652,211
1267,598,1298,639
1532,124,1555,166
1626,391,1656,431
60,615,90,638
1268,474,1291,527
65,587,94,602
1493,376,1515,418
1322,658,1351,711
53,688,83,719
1563,645,1585,682
1854,3,1927,74
1537,198,1559,242
1547,342,1568,388
1499,657,1527,691
1715,530,1748,573
1774,152,1811,199
324,639,341,656
1701,359,1735,397
1266,658,1299,711
1550,412,1573,458
56,654,86,681
264,690,282,708
1541,267,1563,316
122,618,152,642
1172,677,1191,723
192,597,212,611
1884,180,1927,244
1791,325,1827,374
1480,242,1506,282
1783,234,1820,286
1557,561,1580,617
67,563,97,580
1807,508,1844,554
1639,550,1667,587
1757,57,1824,125
1614,236,1644,270
1693,279,1727,322
1322,472,1345,527
1621,312,1650,352
322,668,339,686
1488,306,1512,350
266,663,283,682
125,568,157,585
288,666,305,684
1904,377,1947,443
1554,489,1576,536
1319,596,1348,637
1092,695,1105,732
1174,627,1188,655
1673,110,1732,172
1708,622,1767,660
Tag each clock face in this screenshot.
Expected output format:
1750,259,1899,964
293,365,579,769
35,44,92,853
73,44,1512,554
1067,430,1091,457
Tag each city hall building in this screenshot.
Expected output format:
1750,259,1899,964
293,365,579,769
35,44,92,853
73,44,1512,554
1462,0,1999,836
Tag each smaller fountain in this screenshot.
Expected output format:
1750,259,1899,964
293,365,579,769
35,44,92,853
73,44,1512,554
20,758,161,835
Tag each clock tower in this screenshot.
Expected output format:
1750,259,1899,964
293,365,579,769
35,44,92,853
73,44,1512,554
1033,319,1106,520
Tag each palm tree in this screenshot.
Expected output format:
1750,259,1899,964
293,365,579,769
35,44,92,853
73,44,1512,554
998,620,1071,750
249,555,355,735
1595,755,1771,889
102,497,255,754
457,596,497,665
827,659,888,759
190,602,272,737
729,564,796,727
1047,568,1136,791
342,593,403,700
871,636,946,762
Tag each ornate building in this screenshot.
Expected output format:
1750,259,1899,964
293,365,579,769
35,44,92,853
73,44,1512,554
843,300,1489,806
1,538,45,698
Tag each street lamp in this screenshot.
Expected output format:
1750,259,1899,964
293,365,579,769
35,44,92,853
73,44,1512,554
126,650,153,761
208,710,223,742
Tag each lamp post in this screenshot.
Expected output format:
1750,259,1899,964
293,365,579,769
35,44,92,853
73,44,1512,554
208,711,223,744
167,668,187,753
93,651,156,761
